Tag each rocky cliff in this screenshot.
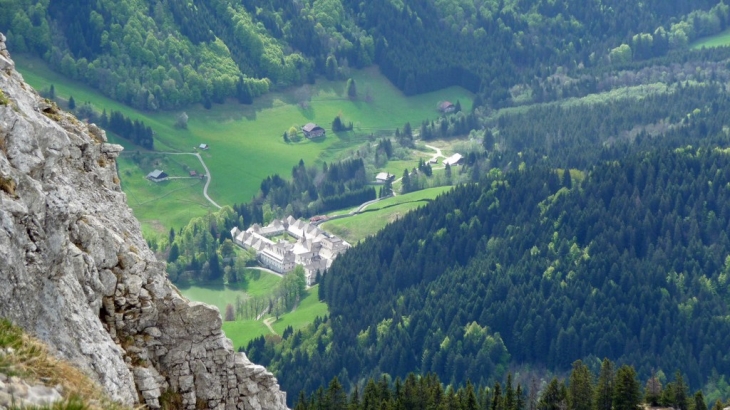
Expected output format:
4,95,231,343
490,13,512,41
0,33,288,410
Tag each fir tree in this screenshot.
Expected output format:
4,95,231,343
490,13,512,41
594,359,614,410
612,365,642,410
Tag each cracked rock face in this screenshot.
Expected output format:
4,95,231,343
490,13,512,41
0,32,287,410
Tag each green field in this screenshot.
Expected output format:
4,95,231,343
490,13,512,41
15,56,472,235
221,320,271,350
322,186,453,243
116,153,216,235
691,29,730,49
176,269,281,315
222,286,328,349
270,286,328,334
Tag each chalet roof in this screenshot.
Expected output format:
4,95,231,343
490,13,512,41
376,172,394,181
147,169,167,179
199,143,209,149
443,153,464,166
302,123,323,132
439,101,455,110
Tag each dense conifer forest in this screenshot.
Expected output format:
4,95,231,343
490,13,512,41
8,0,730,407
292,361,727,410
245,106,730,401
2,0,729,108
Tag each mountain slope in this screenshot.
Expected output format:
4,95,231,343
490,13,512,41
249,141,730,395
0,33,287,409
1,0,728,109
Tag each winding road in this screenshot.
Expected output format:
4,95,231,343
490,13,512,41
123,151,222,209
167,152,222,209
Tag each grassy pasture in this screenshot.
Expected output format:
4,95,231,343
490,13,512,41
322,186,453,243
691,29,730,49
270,286,328,334
176,269,281,316
116,154,214,236
221,286,328,349
222,320,271,350
15,56,472,226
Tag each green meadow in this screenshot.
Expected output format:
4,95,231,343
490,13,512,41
15,56,472,234
691,29,730,49
221,320,271,350
270,286,328,335
116,153,216,235
322,186,453,243
176,269,282,315
222,286,327,349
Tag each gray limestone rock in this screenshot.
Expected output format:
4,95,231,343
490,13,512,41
0,32,288,410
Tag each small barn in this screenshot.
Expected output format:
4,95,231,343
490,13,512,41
302,123,326,139
198,143,209,150
439,101,455,113
147,169,168,182
375,172,395,184
443,153,464,166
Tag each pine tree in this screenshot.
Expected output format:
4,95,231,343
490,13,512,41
693,391,707,410
49,84,55,100
612,365,641,410
325,377,348,410
505,374,516,410
516,385,526,410
68,95,76,110
464,381,479,410
318,271,326,300
169,227,176,244
569,360,593,410
673,371,688,410
347,78,357,100
401,169,411,194
539,378,566,410
562,169,572,189
594,358,614,410
168,243,180,263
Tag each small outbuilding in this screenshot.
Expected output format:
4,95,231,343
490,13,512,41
189,170,198,177
439,101,455,113
443,153,464,166
147,169,168,182
302,123,326,139
375,172,395,184
198,143,209,150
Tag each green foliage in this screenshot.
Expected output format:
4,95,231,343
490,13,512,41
613,365,642,410
2,0,722,110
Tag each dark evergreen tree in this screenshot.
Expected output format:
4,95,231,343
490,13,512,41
612,365,642,410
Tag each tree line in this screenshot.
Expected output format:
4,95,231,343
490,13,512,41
2,0,727,109
245,141,730,400
291,360,727,410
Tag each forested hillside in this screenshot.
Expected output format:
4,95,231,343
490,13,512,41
1,0,728,109
247,113,730,398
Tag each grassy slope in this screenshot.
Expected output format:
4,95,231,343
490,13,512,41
270,286,328,334
176,269,281,315
116,154,214,236
691,29,730,49
223,286,328,350
16,56,471,205
322,186,453,243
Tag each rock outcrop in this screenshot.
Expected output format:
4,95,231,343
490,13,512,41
0,32,287,410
